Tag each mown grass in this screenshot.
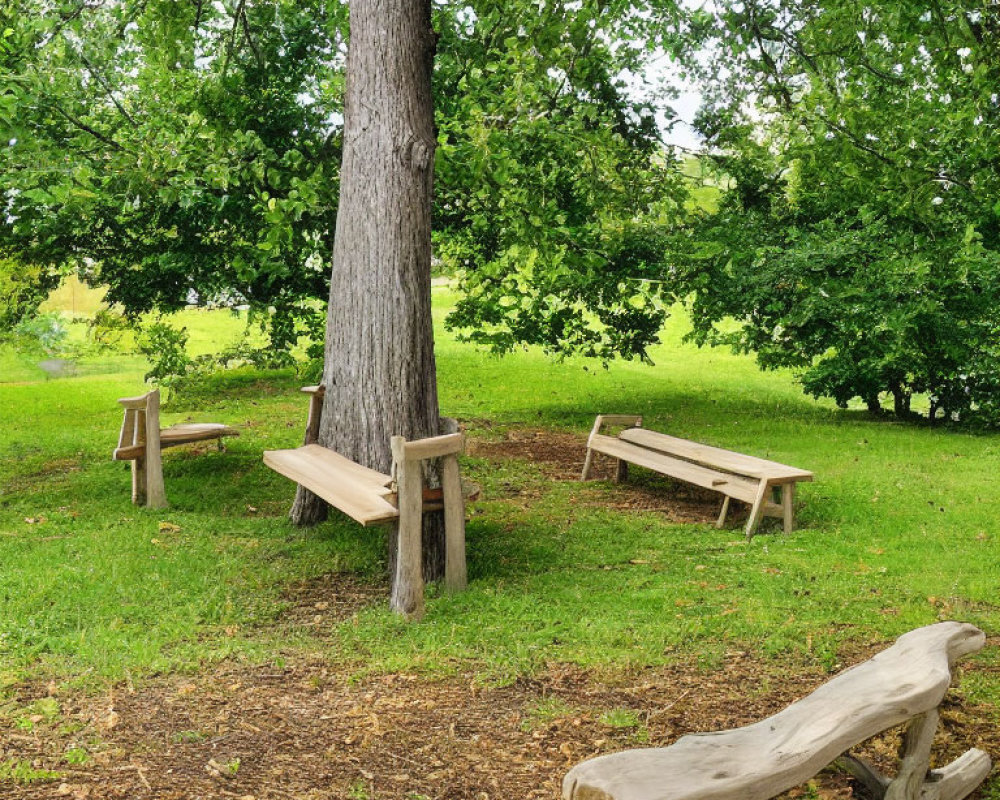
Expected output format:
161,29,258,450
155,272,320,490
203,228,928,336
1,287,998,723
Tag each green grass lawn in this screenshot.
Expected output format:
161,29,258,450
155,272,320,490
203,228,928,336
1,287,998,717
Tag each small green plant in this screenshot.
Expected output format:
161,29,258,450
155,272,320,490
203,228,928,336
598,708,641,728
521,697,574,731
224,758,240,776
172,730,208,744
0,759,62,784
87,309,133,352
348,779,371,800
63,747,90,766
137,320,193,390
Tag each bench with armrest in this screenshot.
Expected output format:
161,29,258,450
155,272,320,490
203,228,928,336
263,386,467,619
113,388,239,508
581,414,813,539
563,621,991,800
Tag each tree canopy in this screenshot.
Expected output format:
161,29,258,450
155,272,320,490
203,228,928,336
677,0,1000,422
1,0,688,362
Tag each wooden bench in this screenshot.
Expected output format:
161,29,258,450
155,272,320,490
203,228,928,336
263,386,467,619
564,621,991,800
581,415,813,539
113,388,239,508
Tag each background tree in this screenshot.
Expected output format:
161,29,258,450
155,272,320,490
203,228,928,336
1,0,345,353
435,0,689,362
676,0,1000,423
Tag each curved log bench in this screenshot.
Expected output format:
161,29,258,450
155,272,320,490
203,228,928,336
563,622,990,800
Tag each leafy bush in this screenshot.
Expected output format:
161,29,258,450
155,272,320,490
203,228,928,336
0,258,62,335
136,321,194,390
12,312,68,356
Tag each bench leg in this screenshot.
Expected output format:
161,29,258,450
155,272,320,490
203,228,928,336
389,438,425,620
581,448,595,481
615,459,628,483
781,483,795,533
930,748,992,800
716,496,731,529
441,453,467,592
745,480,771,540
885,710,938,800
131,457,146,506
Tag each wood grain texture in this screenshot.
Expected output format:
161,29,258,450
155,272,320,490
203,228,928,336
619,428,813,482
563,622,989,800
390,436,425,619
588,435,762,504
264,445,398,526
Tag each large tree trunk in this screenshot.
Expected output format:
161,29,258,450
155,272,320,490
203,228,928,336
290,0,446,581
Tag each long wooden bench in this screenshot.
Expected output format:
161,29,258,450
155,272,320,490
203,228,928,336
564,621,991,800
263,386,467,620
581,415,813,539
113,389,239,508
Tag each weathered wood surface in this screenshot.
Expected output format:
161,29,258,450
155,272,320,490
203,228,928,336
264,444,399,526
390,435,425,620
581,415,810,538
619,428,813,483
113,389,237,508
563,622,990,800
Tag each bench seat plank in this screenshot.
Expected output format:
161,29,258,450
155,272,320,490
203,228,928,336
263,444,399,526
564,622,988,800
619,428,813,483
589,435,762,505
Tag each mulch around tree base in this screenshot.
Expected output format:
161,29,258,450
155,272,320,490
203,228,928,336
467,428,753,527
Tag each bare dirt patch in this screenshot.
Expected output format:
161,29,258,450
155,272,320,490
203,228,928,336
2,638,996,800
467,429,748,527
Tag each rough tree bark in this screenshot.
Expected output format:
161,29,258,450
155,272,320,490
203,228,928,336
289,0,447,583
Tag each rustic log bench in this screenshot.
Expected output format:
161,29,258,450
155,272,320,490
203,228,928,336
113,388,239,508
564,622,991,800
263,386,467,619
581,414,813,539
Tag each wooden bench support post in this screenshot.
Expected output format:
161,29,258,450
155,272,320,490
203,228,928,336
581,415,604,481
885,710,939,800
142,390,168,509
781,482,795,533
716,496,731,529
441,452,467,592
744,479,771,540
390,436,425,620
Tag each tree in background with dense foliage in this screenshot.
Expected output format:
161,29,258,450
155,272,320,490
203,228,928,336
1,0,690,365
675,0,1000,423
0,0,343,356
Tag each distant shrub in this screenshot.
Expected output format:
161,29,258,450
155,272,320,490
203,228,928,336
12,312,68,355
0,258,62,335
